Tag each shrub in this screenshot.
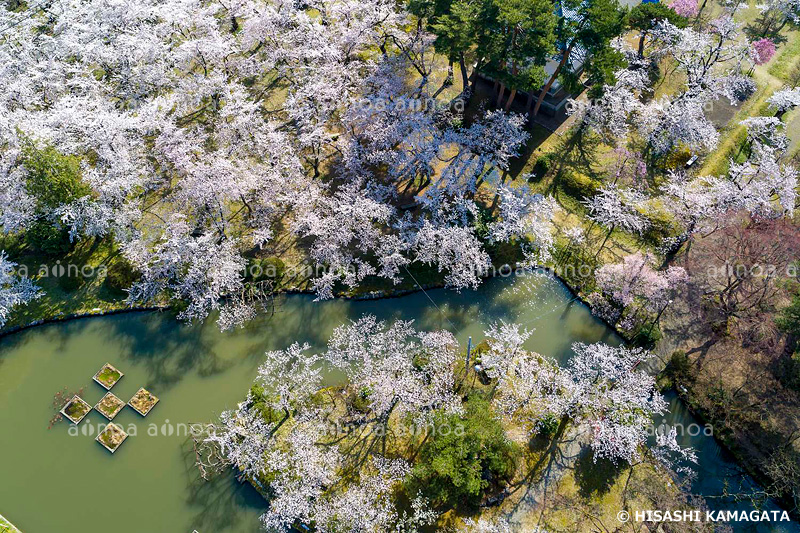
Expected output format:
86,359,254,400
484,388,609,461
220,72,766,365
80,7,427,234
21,140,90,209
560,170,601,199
349,386,372,413
642,208,677,244
662,144,693,170
471,339,490,365
662,350,692,388
531,153,556,178
778,352,800,392
536,413,561,440
486,240,523,268
247,385,286,424
776,294,800,339
632,324,662,348
19,139,91,257
407,394,519,509
105,258,141,292
24,220,73,256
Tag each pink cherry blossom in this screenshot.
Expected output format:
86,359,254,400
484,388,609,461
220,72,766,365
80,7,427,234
751,38,777,65
668,0,699,18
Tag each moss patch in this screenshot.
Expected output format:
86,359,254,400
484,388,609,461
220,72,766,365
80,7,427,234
60,395,91,424
93,363,123,390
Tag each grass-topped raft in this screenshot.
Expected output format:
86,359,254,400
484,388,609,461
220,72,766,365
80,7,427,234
128,388,159,416
96,422,128,453
93,363,123,390
95,392,125,420
60,395,91,424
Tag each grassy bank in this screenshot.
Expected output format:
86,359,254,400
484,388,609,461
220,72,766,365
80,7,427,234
0,513,21,533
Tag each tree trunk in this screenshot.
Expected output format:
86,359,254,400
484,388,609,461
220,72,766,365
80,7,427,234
638,32,646,58
496,82,506,108
504,88,517,111
595,225,615,259
432,62,454,99
525,91,535,112
533,39,576,116
458,52,470,97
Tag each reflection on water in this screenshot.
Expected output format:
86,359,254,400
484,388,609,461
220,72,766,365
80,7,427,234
653,391,799,533
0,271,794,532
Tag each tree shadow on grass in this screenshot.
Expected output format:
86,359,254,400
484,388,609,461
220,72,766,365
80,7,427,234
573,447,622,499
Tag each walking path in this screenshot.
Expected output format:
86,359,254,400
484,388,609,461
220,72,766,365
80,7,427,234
504,426,589,530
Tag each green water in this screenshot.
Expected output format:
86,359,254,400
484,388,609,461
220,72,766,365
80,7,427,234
0,271,793,532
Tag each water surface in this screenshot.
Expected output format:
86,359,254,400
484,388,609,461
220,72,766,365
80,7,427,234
0,271,793,532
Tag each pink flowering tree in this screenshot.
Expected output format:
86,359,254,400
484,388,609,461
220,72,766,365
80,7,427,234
751,38,777,65
592,253,688,333
669,0,699,18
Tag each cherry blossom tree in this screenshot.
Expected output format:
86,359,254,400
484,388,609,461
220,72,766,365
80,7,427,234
483,326,673,465
259,423,344,531
768,86,800,118
669,0,700,18
123,216,248,329
565,342,667,463
576,16,753,158
489,186,556,264
751,38,777,65
0,150,35,234
460,517,514,533
592,252,688,330
584,185,650,256
326,316,463,423
0,0,557,322
204,315,465,531
201,401,279,480
755,0,800,37
0,252,41,328
657,110,796,256
257,343,325,416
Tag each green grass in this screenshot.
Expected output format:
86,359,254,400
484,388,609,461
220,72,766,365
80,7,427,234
64,398,90,419
0,235,140,332
96,366,121,387
769,34,800,83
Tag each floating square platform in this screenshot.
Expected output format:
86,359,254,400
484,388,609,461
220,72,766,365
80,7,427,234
128,388,159,416
60,395,92,424
95,392,125,420
93,363,124,390
96,422,128,453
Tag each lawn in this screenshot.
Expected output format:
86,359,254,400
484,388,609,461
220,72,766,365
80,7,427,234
0,235,134,333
